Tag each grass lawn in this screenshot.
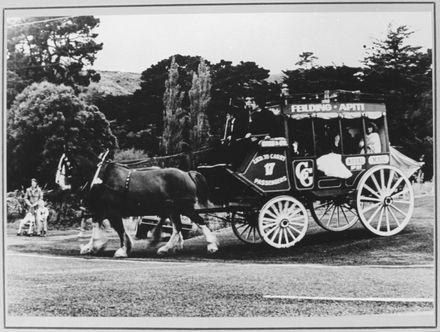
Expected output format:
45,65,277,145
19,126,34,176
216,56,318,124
6,195,434,265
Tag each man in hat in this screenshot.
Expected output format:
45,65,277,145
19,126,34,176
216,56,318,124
245,95,282,138
24,178,44,236
224,101,249,143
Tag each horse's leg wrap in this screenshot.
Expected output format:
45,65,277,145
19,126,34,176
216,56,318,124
80,221,108,255
114,231,133,258
109,215,132,258
186,213,218,254
157,225,184,255
200,225,219,254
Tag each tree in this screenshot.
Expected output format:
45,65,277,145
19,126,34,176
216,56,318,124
161,57,185,155
7,81,117,190
282,65,362,94
7,16,103,104
295,51,318,69
361,24,432,174
208,60,271,136
188,59,212,149
362,25,431,95
137,56,272,141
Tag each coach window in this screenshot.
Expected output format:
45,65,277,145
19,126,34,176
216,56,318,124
288,118,314,157
341,118,363,155
313,118,342,156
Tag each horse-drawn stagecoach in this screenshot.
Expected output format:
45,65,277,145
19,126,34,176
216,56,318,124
193,91,415,248
56,90,417,256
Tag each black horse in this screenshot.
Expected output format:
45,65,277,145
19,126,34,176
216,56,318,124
55,149,218,257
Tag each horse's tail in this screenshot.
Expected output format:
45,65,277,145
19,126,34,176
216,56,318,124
188,171,209,207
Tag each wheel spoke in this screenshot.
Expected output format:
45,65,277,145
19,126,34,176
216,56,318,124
239,224,252,237
326,204,337,226
386,169,395,191
389,203,408,217
270,227,280,243
380,169,386,192
362,183,381,198
371,172,382,193
314,202,330,210
286,227,296,242
262,222,278,232
340,206,350,226
389,176,404,195
388,206,401,226
277,201,284,215
285,207,301,219
392,188,410,199
262,216,277,224
366,204,383,226
282,201,290,216
265,209,278,220
278,229,283,245
361,201,382,214
376,206,385,231
336,206,340,228
360,195,381,203
385,207,391,232
289,215,305,222
317,202,334,220
283,228,290,244
265,224,279,237
393,200,412,204
290,221,306,227
342,204,358,216
289,225,302,234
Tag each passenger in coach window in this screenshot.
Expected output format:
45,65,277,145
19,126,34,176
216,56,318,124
359,122,381,154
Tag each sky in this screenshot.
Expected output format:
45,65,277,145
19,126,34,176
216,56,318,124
90,10,433,75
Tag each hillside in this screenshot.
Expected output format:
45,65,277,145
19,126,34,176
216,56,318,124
88,70,142,96
90,70,284,95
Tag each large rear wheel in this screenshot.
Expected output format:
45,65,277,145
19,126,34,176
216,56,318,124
258,196,308,248
356,165,414,236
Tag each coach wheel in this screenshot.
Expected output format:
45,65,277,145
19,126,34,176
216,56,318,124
356,165,414,236
230,211,263,244
310,199,359,232
258,195,308,249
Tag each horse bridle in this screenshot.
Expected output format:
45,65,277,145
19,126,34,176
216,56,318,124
62,149,109,193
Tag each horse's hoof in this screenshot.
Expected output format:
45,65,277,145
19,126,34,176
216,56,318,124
207,244,218,254
114,247,128,258
79,244,91,255
157,246,170,255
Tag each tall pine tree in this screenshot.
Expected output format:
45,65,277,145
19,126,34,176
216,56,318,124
161,57,185,155
188,58,211,150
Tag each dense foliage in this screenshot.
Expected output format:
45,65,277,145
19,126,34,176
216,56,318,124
361,25,432,178
7,16,103,106
7,82,117,190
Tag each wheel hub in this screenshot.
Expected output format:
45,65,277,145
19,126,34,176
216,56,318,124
383,196,393,206
280,219,290,228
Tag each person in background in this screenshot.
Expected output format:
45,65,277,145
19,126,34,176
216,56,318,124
23,178,44,236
